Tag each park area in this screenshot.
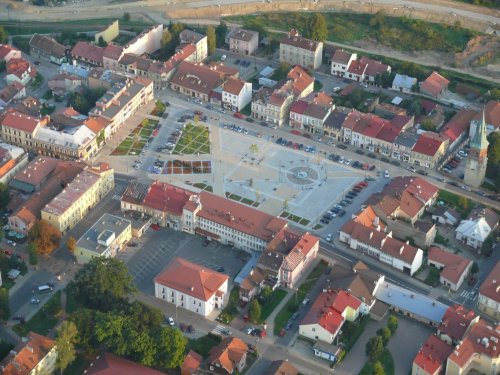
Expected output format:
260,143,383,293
111,118,158,156
173,124,211,155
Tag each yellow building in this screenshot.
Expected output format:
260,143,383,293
95,20,120,44
41,164,114,234
75,213,132,264
0,110,49,151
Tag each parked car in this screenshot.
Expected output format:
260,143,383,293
384,170,390,178
368,153,377,159
30,297,40,304
326,234,332,242
417,170,429,176
167,317,175,326
301,298,310,307
337,144,347,150
355,149,365,155
233,112,245,119
246,327,255,335
381,157,390,163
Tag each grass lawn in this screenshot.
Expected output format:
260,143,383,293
13,291,62,336
192,183,213,192
274,261,328,334
259,289,287,323
339,314,370,351
424,267,441,287
437,190,474,218
173,124,211,155
359,349,395,375
187,334,222,358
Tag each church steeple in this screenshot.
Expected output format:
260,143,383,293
470,109,489,153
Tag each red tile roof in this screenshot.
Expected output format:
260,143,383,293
143,181,195,215
473,100,500,128
170,61,225,95
1,109,47,133
223,77,245,95
71,41,104,65
1,332,55,375
0,44,20,60
420,72,449,98
289,99,309,115
154,257,228,301
438,305,477,342
85,352,166,375
6,58,36,80
412,132,448,157
428,247,472,285
413,334,453,375
359,56,390,77
102,43,123,60
354,205,386,231
479,261,500,303
447,319,500,368
287,66,314,97
197,191,287,242
346,60,367,76
440,109,476,142
207,337,248,374
331,49,355,64
181,350,203,375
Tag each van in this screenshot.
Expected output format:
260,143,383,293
38,285,53,294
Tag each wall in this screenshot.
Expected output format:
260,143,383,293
94,20,120,44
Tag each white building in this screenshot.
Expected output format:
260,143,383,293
179,29,208,62
279,29,323,70
154,257,229,317
455,217,494,250
122,24,163,56
392,74,417,93
478,261,500,320
330,50,357,77
222,78,252,112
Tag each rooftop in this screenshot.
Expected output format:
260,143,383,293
428,247,472,285
29,34,67,58
71,41,104,65
85,352,166,375
438,305,477,342
280,29,321,51
229,28,258,42
479,261,500,303
143,181,194,215
207,337,248,374
263,360,299,375
413,334,453,374
412,131,448,157
179,29,206,44
76,213,131,254
420,71,450,97
154,257,229,301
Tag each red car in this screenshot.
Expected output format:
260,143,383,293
4,249,12,256
194,110,203,116
279,328,286,337
150,224,161,231
233,112,245,119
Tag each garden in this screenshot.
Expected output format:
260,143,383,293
111,118,158,156
225,192,259,207
173,124,211,155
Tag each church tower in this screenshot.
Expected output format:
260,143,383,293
464,110,489,188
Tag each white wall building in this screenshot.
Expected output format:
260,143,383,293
222,78,252,112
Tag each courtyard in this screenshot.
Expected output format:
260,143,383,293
111,118,159,156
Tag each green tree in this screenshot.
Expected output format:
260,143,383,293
207,25,216,55
260,285,272,302
307,13,328,42
366,335,384,361
407,99,422,116
0,288,9,321
97,36,107,47
387,315,398,334
215,21,228,48
421,118,435,131
248,299,261,323
487,132,500,165
457,196,469,210
170,23,186,35
370,11,386,28
0,60,5,73
56,321,78,375
378,327,392,345
471,261,479,274
127,301,163,332
28,242,38,266
66,236,77,253
123,12,130,21
373,361,386,375
94,311,130,355
0,26,8,44
0,183,9,210
154,327,187,369
161,29,172,47
69,308,96,352
243,18,268,38
249,144,259,155
69,257,136,311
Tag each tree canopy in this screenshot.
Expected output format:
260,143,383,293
69,257,136,311
366,335,384,361
0,26,8,44
56,321,78,374
248,299,261,323
307,13,328,42
207,25,216,55
0,183,9,210
387,315,398,334
215,21,228,48
28,220,61,256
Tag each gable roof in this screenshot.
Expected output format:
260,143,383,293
331,49,355,64
71,42,104,65
438,305,477,342
0,44,20,60
467,207,499,230
85,352,166,375
359,56,390,77
413,334,453,374
420,71,449,97
154,257,228,301
392,74,416,90
1,332,55,375
428,247,472,284
280,29,320,51
170,61,225,95
473,100,500,128
412,131,448,157
181,350,203,375
440,108,476,142
456,217,492,242
229,28,258,42
143,181,194,215
1,109,46,133
263,360,299,375
223,77,246,96
207,337,248,373
29,34,67,58
479,261,500,303
287,65,314,96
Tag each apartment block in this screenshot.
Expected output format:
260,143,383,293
229,28,259,55
280,29,323,70
179,29,208,62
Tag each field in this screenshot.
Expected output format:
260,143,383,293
173,124,211,155
111,119,158,156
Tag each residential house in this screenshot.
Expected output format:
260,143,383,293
455,207,498,251
6,58,36,86
392,130,420,163
181,350,203,375
345,60,367,82
392,74,417,93
179,29,208,62
206,337,248,375
427,247,472,291
85,352,166,375
222,78,252,112
289,91,334,134
412,334,453,375
299,289,362,343
469,100,500,138
440,109,477,150
41,164,115,234
75,213,131,264
229,28,259,55
263,360,299,375
0,332,57,375
411,131,449,169
71,42,104,67
29,34,68,64
89,76,154,138
437,305,478,346
477,261,500,320
0,44,21,63
102,43,124,70
446,319,500,375
154,257,229,317
420,72,449,99
324,261,385,315
330,50,357,77
59,62,90,85
359,56,391,82
170,62,238,102
432,206,461,226
238,267,266,302
0,82,26,108
323,109,349,141
279,29,323,70
48,73,83,93
0,109,49,151
94,19,120,44
0,143,28,185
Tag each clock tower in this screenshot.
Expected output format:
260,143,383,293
464,110,489,188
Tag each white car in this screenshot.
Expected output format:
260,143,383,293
194,99,202,104
339,156,345,164
333,87,341,93
326,234,332,242
326,142,335,146
218,108,226,114
384,170,390,178
221,55,227,61
345,159,351,166
30,297,40,304
246,327,255,335
167,317,175,326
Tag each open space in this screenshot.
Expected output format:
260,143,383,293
173,123,211,155
111,119,158,156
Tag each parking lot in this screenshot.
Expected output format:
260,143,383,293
117,228,250,294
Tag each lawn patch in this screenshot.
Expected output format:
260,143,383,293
174,123,211,155
359,349,395,375
438,190,474,218
424,267,441,287
259,288,287,323
187,334,222,358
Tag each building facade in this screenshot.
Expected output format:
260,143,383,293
229,28,259,55
279,29,323,70
464,111,489,188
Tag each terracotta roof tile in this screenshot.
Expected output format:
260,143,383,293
413,334,453,374
263,360,299,375
479,261,500,303
85,352,166,375
280,29,320,51
420,72,449,97
437,305,477,342
181,350,203,375
71,42,104,65
412,131,448,157
223,77,245,95
428,247,472,285
207,337,248,373
143,181,194,215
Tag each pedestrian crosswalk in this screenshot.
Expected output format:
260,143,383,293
112,194,122,200
460,290,477,301
212,324,231,336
